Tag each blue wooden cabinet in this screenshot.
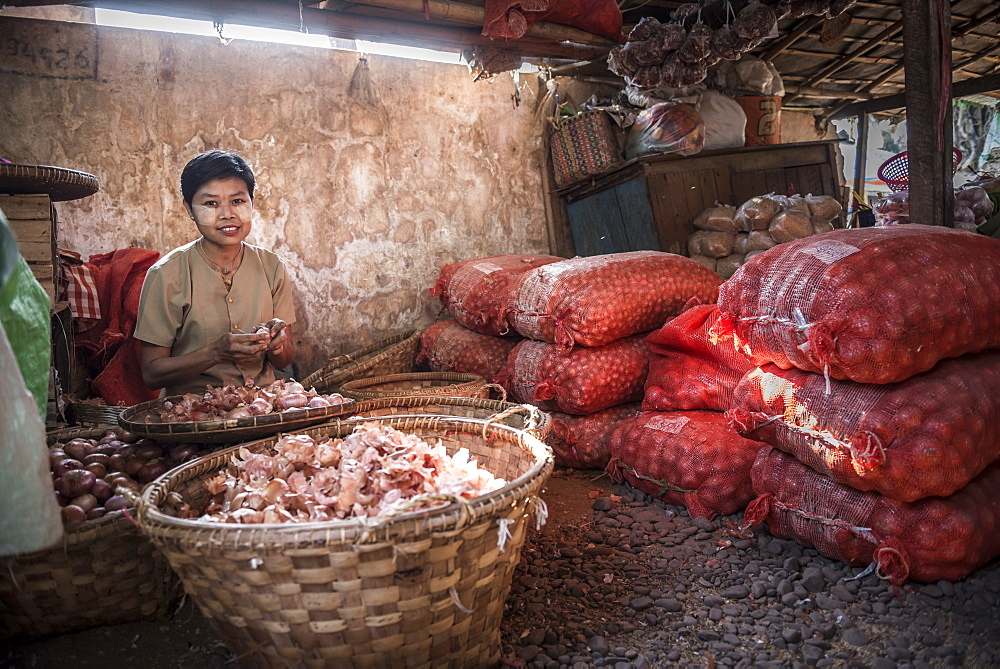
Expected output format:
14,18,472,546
559,141,843,257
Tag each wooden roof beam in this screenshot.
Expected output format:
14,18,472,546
88,0,607,60
320,0,620,48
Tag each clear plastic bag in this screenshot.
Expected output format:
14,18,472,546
624,102,705,159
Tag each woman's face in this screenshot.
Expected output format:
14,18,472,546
187,175,253,248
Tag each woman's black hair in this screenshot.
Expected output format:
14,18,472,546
180,150,256,204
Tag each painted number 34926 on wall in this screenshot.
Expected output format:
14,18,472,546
0,20,98,80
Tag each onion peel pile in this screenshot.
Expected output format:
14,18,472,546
173,422,507,524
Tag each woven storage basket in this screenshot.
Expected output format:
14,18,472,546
301,330,421,394
346,395,552,442
549,110,622,187
66,400,126,427
337,372,492,401
0,427,180,641
136,415,554,668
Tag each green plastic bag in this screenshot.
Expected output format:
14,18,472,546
0,212,51,420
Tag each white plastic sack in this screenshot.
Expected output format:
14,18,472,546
0,320,63,556
698,90,747,151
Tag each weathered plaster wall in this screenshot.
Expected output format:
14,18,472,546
0,17,549,375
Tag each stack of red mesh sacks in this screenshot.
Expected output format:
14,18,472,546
606,302,767,520
423,255,564,382
497,251,723,471
712,225,1000,584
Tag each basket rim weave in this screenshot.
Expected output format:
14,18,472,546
0,162,100,202
65,401,126,427
346,395,552,439
338,371,487,400
300,330,420,390
136,415,553,552
117,395,357,443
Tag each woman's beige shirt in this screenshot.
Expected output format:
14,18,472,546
134,240,296,396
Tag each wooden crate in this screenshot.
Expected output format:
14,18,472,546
558,141,843,257
1,194,58,303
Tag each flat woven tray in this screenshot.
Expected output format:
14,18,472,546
0,426,180,641
300,330,420,393
0,163,100,202
136,415,553,667
338,371,490,400
118,396,357,444
346,395,551,441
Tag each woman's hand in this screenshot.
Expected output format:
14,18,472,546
253,319,295,370
214,331,270,363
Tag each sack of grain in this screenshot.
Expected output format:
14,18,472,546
643,304,755,412
416,320,520,381
767,209,814,243
713,225,1000,383
430,254,563,336
608,410,767,519
716,253,744,279
547,404,642,470
729,354,1000,502
746,230,777,251
693,205,739,233
498,335,649,415
509,251,722,349
746,446,1000,584
734,194,780,231
805,194,842,220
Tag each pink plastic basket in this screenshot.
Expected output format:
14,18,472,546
877,148,962,192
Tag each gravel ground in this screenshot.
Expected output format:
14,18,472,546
3,468,998,668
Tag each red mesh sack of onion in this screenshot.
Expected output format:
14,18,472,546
416,319,520,381
607,410,766,520
497,335,649,415
509,251,721,349
728,353,1000,503
430,254,563,336
745,446,1000,584
547,404,642,470
712,225,1000,384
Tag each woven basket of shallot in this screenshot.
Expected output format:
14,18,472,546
345,395,551,442
1,427,181,641
301,330,421,394
135,416,553,669
337,371,492,401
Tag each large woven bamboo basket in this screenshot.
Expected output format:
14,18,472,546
345,395,552,442
136,416,554,668
301,330,420,394
0,427,180,641
65,399,126,427
338,372,491,401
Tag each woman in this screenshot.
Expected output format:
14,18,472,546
134,150,296,396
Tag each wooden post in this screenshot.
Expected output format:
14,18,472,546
852,112,869,212
902,0,954,227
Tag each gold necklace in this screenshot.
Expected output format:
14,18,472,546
197,239,243,287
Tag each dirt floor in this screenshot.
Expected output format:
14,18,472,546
3,469,999,668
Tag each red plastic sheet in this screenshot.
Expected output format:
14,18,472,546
482,0,625,42
713,225,1000,384
643,304,754,412
746,447,1000,584
607,410,766,520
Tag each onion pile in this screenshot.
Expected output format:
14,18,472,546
147,379,351,423
49,429,204,525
